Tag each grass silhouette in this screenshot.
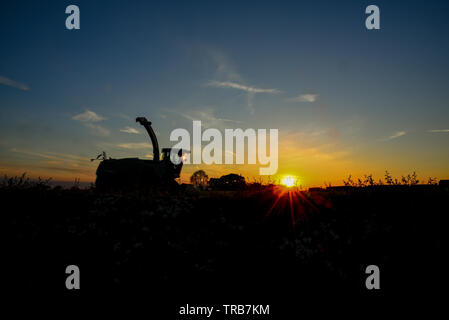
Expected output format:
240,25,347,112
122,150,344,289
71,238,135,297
2,171,447,300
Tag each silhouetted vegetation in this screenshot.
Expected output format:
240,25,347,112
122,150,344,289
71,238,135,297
3,172,447,303
1,173,52,190
343,171,437,187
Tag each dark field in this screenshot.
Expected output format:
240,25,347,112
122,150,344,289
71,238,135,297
4,182,448,307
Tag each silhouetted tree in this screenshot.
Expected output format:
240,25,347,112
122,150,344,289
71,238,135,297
190,170,209,187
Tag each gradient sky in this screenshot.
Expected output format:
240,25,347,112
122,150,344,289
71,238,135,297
1,0,449,186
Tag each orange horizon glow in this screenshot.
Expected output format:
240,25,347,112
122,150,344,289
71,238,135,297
1,131,448,188
2,163,446,189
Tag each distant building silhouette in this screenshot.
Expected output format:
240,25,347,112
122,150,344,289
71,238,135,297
209,174,246,190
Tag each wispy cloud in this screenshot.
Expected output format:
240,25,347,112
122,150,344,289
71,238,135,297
72,109,109,136
9,148,93,176
279,130,351,164
209,49,242,82
177,108,242,129
286,94,318,103
204,50,281,114
116,113,132,121
45,151,90,161
120,126,140,134
206,80,281,94
117,142,153,149
206,80,281,114
385,131,406,140
0,75,29,91
428,129,449,133
85,123,110,136
12,148,90,162
12,148,64,160
72,110,106,122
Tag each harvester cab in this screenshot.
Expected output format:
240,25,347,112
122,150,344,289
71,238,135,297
95,116,187,190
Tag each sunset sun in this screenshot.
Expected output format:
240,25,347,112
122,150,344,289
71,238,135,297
281,176,297,187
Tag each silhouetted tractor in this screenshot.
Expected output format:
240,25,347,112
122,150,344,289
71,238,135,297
95,117,186,190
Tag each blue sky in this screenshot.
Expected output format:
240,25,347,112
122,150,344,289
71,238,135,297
1,0,448,185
